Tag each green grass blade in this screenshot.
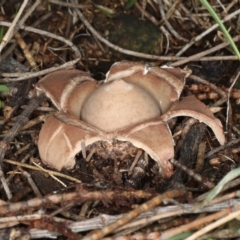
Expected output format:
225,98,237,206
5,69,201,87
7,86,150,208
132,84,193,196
91,1,115,17
167,232,193,240
0,27,4,41
124,0,137,10
200,0,240,61
198,167,240,208
0,85,9,92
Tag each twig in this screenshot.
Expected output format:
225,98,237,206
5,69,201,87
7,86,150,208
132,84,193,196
0,0,28,53
0,57,80,82
226,69,240,132
3,0,42,62
17,0,41,27
82,189,186,240
161,207,232,239
0,213,72,229
0,78,45,200
0,148,36,190
0,94,46,164
191,55,238,61
22,170,42,197
170,159,214,189
157,0,188,42
1,12,52,61
31,160,67,188
135,2,159,25
176,8,240,56
23,198,240,238
179,3,198,25
188,75,227,98
3,158,81,184
0,166,12,200
14,32,39,71
195,178,240,202
195,142,206,173
186,209,240,240
48,0,90,8
0,21,81,58
0,189,152,215
72,1,184,61
171,34,240,66
205,138,240,158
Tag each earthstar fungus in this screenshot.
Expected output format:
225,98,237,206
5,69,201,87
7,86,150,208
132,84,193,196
36,61,225,178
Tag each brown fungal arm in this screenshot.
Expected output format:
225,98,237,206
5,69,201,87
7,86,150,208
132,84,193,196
161,95,225,145
118,122,175,178
104,61,190,113
38,114,101,171
35,69,98,117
